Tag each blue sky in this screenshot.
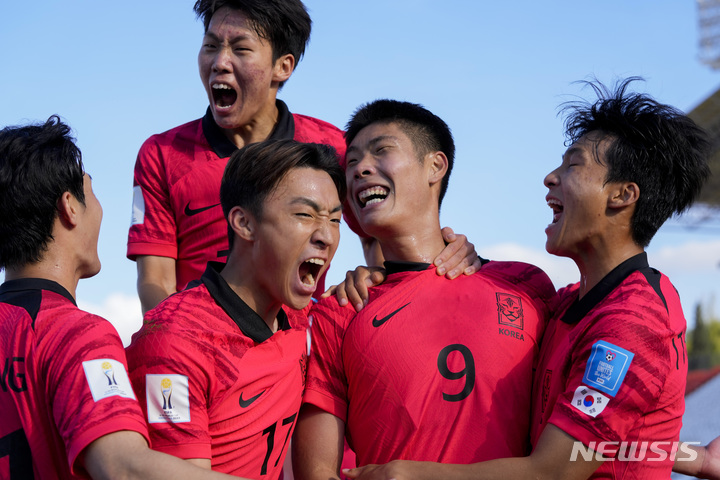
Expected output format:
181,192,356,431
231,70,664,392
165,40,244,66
1,0,719,348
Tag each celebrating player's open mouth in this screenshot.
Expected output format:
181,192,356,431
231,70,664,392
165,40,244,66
357,185,390,209
297,256,327,295
211,83,237,110
545,196,563,231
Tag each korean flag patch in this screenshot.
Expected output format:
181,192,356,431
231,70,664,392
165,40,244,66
571,385,609,417
582,341,634,397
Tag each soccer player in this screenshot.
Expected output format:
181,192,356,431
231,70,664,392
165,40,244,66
127,0,478,314
126,139,345,478
292,100,557,479
340,79,713,480
0,116,243,480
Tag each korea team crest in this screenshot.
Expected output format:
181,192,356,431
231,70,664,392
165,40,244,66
496,292,524,330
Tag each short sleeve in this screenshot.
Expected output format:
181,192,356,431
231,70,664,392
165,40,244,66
548,308,672,447
304,298,355,422
42,311,149,474
126,314,213,460
127,135,178,261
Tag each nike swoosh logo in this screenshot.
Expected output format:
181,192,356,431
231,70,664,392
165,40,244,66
184,202,220,216
372,303,410,328
239,390,265,408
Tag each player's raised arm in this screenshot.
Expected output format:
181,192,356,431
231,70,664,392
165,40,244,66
136,255,177,313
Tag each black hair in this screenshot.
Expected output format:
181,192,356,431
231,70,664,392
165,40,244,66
0,115,85,270
345,99,455,207
561,77,711,247
193,0,311,87
221,139,345,248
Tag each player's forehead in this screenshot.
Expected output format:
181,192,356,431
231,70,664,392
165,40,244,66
206,6,266,42
266,167,341,210
347,122,411,153
564,131,611,165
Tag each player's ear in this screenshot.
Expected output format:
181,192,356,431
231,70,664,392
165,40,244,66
228,206,255,241
427,151,449,187
608,181,639,210
56,191,80,227
272,53,295,84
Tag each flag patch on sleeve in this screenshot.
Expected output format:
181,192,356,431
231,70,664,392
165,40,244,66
571,385,610,418
582,340,634,397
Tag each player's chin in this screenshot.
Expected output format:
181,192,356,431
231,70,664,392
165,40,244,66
544,237,573,259
544,237,560,257
79,260,102,279
286,292,313,311
284,282,314,310
210,105,243,130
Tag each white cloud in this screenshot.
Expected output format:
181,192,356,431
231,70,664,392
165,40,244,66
482,243,579,289
650,240,720,275
78,293,142,347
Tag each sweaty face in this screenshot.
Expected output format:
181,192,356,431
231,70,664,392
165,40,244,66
251,167,342,310
198,7,284,131
543,133,616,259
345,122,434,236
78,174,103,278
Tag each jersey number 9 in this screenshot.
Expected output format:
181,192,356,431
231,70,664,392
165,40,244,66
437,344,476,402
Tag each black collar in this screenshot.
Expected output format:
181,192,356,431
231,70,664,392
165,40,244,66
384,261,432,275
0,278,76,325
201,99,295,158
200,262,290,343
384,255,490,276
561,252,650,324
0,278,76,305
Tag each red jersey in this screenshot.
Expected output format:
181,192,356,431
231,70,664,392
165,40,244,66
127,100,356,292
531,253,687,479
126,263,309,479
0,278,148,479
305,261,556,466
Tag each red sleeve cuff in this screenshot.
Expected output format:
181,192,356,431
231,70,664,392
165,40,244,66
151,442,212,461
303,388,348,424
127,242,178,261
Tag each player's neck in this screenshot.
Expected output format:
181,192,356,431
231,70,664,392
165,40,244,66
574,238,644,298
220,257,281,332
377,225,446,265
221,97,279,149
4,256,79,300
